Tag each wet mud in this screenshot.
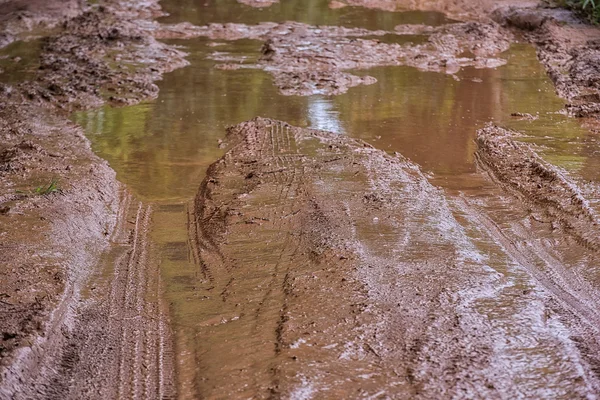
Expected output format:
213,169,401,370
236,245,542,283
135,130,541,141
2,0,600,397
494,5,600,121
186,117,600,398
0,0,84,49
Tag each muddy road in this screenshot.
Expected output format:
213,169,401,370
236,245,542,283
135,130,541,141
2,0,600,398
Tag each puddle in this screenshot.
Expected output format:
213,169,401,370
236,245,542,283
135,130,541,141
73,0,600,396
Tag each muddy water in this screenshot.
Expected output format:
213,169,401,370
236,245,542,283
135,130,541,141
0,39,42,84
73,0,600,397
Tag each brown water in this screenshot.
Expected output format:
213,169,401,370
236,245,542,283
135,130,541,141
74,0,600,397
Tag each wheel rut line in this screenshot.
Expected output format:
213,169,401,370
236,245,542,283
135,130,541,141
456,196,600,332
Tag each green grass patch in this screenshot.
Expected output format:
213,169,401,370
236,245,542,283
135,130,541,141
34,179,60,195
15,178,61,196
559,0,600,23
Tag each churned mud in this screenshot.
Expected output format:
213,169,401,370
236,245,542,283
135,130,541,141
184,117,600,398
493,5,600,121
0,0,84,49
2,0,600,397
167,20,510,95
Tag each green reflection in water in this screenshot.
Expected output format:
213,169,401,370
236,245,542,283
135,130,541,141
0,39,42,84
159,0,453,31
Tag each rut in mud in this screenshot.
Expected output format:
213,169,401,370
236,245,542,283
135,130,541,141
1,190,175,400
186,118,600,398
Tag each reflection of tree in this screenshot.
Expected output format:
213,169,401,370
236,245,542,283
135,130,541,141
159,0,450,31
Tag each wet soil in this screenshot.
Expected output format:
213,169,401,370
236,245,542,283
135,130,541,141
0,0,186,397
494,6,600,122
476,124,600,250
2,0,600,397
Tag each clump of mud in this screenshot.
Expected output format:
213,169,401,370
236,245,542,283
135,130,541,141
10,6,188,109
0,0,86,49
327,0,532,20
476,124,600,250
169,20,510,95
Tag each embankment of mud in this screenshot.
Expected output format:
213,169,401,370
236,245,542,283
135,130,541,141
0,0,187,397
492,5,600,122
476,124,600,250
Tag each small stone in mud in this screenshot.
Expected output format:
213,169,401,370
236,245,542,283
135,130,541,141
510,112,538,121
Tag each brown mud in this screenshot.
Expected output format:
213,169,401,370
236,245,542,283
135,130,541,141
0,0,84,49
2,0,600,397
237,0,280,8
494,6,600,122
187,117,600,398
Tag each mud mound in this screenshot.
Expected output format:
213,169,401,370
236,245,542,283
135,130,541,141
476,124,600,250
187,118,598,398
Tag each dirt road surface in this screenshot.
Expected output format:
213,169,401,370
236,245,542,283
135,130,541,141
1,0,600,398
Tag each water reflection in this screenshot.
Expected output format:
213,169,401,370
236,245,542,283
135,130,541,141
74,41,594,201
308,97,344,133
159,0,453,31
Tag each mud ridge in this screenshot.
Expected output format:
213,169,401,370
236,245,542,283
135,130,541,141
476,124,600,250
493,5,600,121
187,117,600,398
